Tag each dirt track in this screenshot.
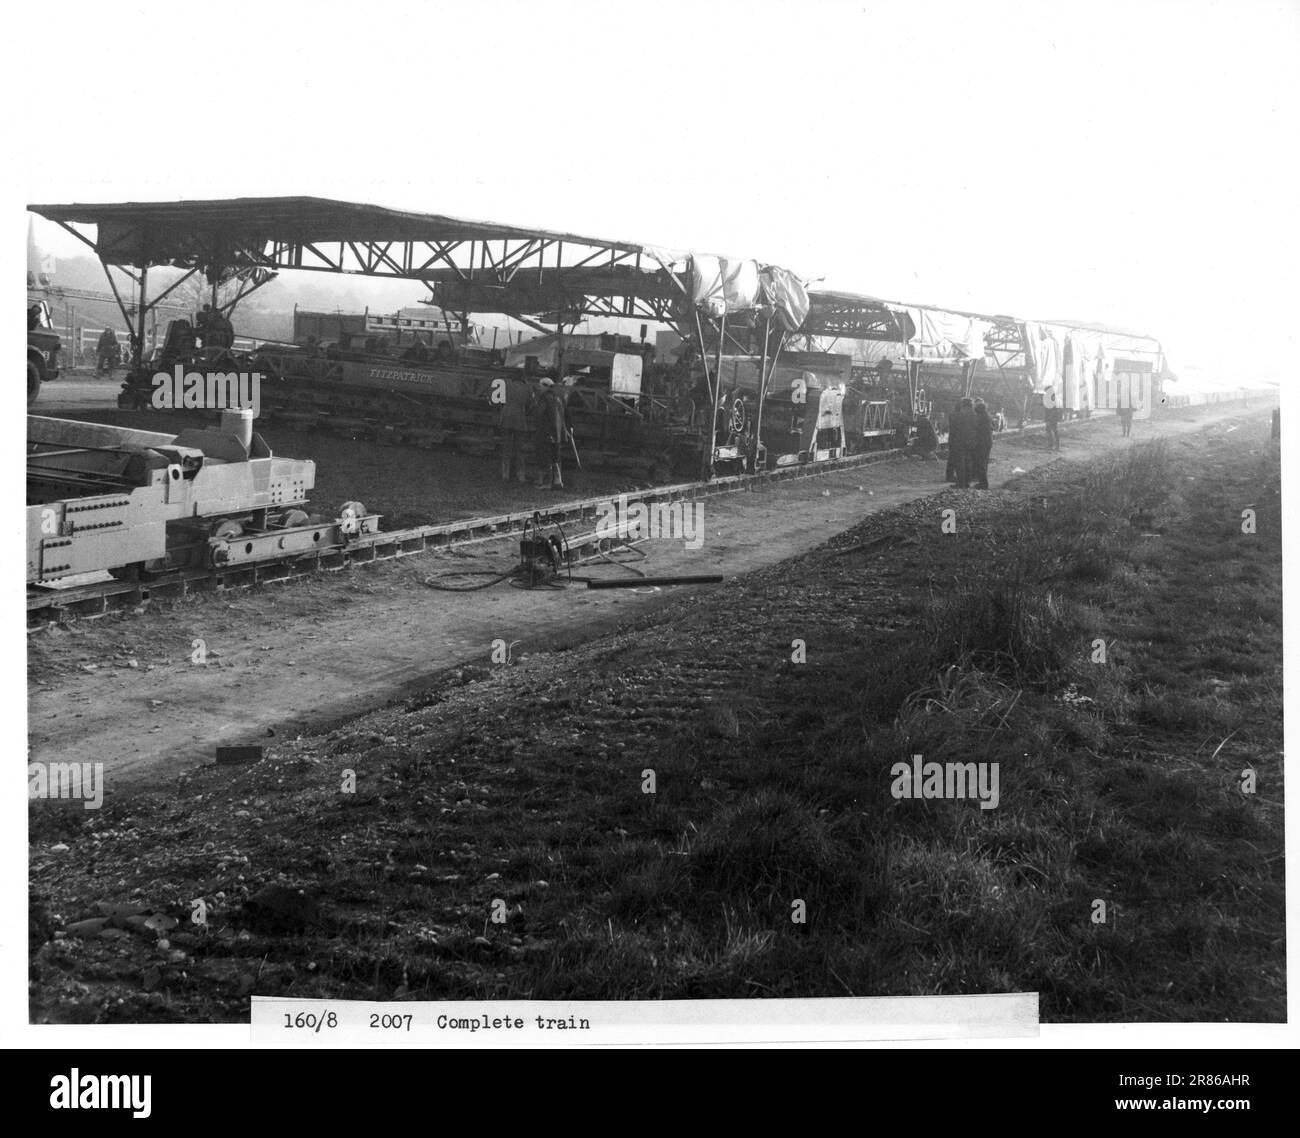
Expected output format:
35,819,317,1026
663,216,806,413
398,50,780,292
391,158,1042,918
27,403,1258,790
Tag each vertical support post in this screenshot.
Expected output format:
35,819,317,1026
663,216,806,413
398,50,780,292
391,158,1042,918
134,265,149,371
691,308,711,480
709,311,726,477
751,313,772,473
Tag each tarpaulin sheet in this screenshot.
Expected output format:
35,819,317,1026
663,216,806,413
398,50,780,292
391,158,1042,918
1024,321,1063,395
759,266,810,333
690,255,761,316
1064,331,1102,411
889,305,990,363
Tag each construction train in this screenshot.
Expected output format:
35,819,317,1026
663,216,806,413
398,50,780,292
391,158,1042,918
112,311,898,479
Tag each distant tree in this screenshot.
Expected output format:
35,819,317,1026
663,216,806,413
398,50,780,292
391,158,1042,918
170,272,243,318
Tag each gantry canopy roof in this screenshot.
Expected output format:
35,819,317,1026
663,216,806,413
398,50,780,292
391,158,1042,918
27,196,721,329
804,288,1164,374
27,197,1165,368
27,196,653,257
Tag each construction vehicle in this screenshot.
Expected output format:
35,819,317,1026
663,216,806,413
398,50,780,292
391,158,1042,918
27,410,376,584
27,297,62,405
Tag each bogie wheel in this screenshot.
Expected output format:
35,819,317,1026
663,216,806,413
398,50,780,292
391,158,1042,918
27,361,41,405
339,501,367,535
210,520,244,541
279,509,310,529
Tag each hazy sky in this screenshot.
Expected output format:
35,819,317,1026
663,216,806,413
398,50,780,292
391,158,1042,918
17,0,1300,380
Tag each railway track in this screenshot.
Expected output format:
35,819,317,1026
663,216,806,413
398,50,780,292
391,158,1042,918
27,437,918,628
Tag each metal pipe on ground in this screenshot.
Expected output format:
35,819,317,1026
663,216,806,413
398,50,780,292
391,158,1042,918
586,575,722,589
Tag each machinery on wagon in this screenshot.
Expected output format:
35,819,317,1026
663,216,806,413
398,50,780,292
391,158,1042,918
27,410,377,584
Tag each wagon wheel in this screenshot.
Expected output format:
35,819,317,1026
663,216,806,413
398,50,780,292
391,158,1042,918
339,501,367,537
727,395,747,436
714,394,746,439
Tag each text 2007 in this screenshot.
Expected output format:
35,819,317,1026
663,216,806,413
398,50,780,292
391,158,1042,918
371,1013,413,1031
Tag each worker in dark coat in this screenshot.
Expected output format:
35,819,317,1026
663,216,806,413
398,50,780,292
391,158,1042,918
529,375,572,490
1043,391,1062,450
972,401,993,489
912,415,938,459
96,327,118,375
947,398,978,488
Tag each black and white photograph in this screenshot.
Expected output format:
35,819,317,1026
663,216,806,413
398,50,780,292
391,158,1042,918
8,0,1297,1084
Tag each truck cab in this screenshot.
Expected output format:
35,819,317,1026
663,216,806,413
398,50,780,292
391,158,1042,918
27,298,61,405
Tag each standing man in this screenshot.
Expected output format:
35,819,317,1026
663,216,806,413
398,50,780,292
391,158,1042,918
948,398,978,488
1116,373,1135,438
972,401,994,489
1043,390,1062,451
96,327,118,375
1118,403,1134,437
498,373,531,483
530,374,572,491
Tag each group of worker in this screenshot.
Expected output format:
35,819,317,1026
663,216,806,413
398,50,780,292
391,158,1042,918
944,397,995,489
497,372,574,491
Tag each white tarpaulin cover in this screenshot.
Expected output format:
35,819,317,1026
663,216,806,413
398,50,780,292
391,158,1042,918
690,254,762,316
1024,321,1063,395
1064,330,1102,412
888,305,990,363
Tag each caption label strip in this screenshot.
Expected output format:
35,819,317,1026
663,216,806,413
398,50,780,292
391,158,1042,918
252,994,1038,1045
